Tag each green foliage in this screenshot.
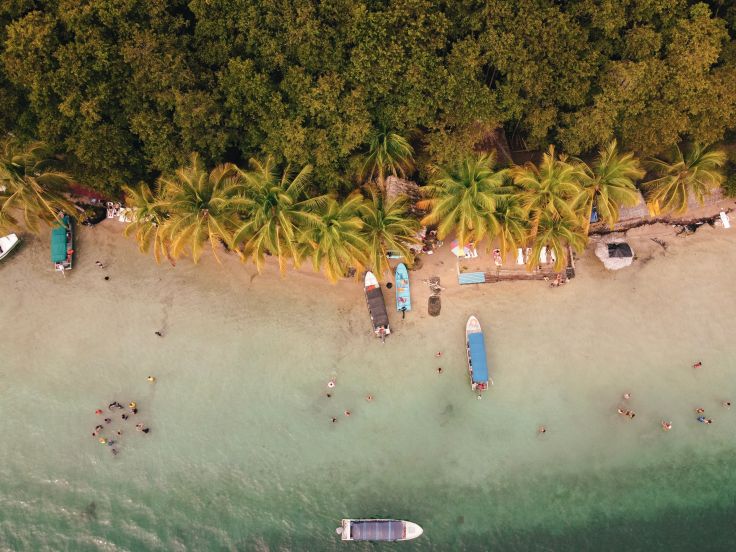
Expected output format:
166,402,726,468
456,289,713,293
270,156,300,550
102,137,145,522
419,153,510,246
643,143,726,214
575,140,645,231
0,0,734,203
0,138,75,233
359,186,420,278
297,193,369,282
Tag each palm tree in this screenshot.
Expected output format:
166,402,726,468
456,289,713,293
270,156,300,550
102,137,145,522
493,196,529,262
512,145,585,236
527,212,587,272
297,193,369,282
155,153,242,264
575,140,645,232
0,138,75,233
122,182,171,264
232,157,326,273
643,144,726,214
359,186,419,277
359,128,414,191
418,153,511,247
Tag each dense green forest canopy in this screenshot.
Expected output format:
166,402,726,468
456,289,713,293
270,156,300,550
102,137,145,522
1,0,735,194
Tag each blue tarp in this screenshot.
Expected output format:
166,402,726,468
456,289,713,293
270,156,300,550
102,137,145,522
468,332,489,383
50,217,69,263
351,520,404,541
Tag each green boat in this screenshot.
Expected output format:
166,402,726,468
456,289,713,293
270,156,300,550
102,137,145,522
51,214,73,272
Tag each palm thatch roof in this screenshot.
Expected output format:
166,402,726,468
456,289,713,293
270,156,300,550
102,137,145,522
595,238,634,270
385,176,422,213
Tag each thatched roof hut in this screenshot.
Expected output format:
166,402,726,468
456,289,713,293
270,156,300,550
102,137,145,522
595,239,634,270
385,176,423,213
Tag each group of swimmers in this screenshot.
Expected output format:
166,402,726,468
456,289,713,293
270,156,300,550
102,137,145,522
92,391,153,456
325,377,375,423
613,362,731,432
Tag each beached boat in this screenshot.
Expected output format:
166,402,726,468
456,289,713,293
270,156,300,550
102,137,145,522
364,271,391,340
337,519,423,542
395,262,411,313
0,233,20,261
466,315,490,394
51,214,73,272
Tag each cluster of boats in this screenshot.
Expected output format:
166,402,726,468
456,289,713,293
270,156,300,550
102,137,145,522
0,212,75,272
364,264,491,397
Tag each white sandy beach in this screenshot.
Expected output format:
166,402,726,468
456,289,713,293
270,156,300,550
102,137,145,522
1,212,736,549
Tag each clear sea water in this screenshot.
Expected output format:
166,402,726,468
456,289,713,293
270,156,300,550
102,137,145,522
1,224,735,551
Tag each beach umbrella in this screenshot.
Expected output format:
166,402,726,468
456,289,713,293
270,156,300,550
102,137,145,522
451,240,476,257
450,240,463,256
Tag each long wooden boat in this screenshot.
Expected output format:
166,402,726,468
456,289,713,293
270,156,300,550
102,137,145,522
364,271,390,340
51,214,73,272
466,315,490,394
0,233,20,261
395,262,411,313
337,519,423,542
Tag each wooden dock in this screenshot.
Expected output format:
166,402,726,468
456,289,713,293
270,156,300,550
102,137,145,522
457,246,576,285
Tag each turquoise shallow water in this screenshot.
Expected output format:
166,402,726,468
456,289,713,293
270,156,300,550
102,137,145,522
1,225,736,551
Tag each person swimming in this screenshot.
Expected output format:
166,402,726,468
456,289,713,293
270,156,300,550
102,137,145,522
147,376,157,383
437,367,443,374
435,351,443,358
695,407,705,414
327,379,336,389
697,415,706,423
661,421,672,431
693,361,702,369
122,414,129,420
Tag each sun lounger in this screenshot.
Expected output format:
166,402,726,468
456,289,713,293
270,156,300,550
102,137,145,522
516,248,524,265
540,246,547,263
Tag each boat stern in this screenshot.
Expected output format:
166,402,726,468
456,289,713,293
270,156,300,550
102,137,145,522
337,519,351,540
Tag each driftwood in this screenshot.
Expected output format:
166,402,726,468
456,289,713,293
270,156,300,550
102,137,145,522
590,208,732,237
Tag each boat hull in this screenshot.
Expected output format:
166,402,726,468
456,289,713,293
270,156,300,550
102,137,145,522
466,315,490,393
364,271,391,339
395,263,411,312
337,519,423,541
0,233,20,261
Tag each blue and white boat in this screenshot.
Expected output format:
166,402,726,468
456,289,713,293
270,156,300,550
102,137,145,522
395,262,411,313
466,315,490,395
337,519,423,542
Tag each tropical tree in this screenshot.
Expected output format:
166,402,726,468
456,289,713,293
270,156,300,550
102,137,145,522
232,157,326,273
359,186,419,277
0,139,75,233
418,153,511,247
156,153,243,263
297,193,369,283
359,128,414,191
574,140,645,232
493,195,529,262
511,145,585,236
527,212,587,272
122,182,170,264
643,144,726,214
